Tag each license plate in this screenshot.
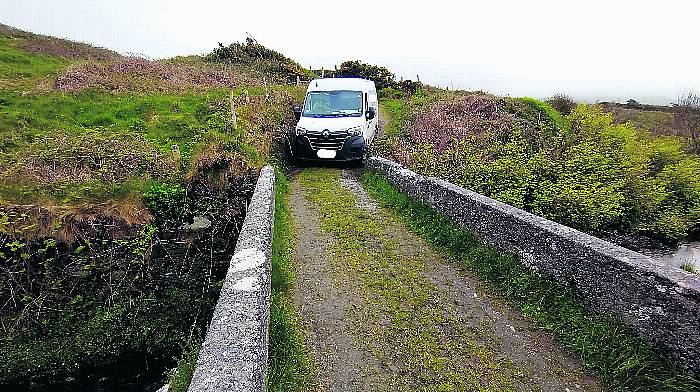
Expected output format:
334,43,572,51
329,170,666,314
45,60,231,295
317,149,336,159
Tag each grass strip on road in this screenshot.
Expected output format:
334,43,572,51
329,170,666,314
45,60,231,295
267,167,318,391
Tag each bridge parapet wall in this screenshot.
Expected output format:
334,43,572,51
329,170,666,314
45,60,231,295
367,156,700,375
188,165,275,392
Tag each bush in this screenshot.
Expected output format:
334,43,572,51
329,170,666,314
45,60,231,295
379,86,403,99
381,94,700,243
206,38,308,80
336,60,396,90
398,79,422,96
143,183,188,225
546,93,576,115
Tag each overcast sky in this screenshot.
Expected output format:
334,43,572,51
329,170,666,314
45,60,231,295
2,0,699,104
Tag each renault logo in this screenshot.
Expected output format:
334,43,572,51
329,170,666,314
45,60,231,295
322,130,330,139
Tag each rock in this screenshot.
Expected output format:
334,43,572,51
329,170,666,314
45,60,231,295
182,215,212,231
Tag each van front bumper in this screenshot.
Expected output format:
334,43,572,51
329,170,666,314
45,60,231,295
292,135,365,161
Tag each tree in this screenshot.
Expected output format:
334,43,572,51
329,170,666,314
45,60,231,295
336,60,396,90
626,99,642,108
674,92,700,152
398,79,422,96
206,38,308,80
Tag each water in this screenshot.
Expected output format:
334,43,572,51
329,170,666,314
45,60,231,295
639,241,700,273
658,242,700,272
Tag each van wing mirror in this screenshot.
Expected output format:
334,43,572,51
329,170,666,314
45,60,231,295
293,106,302,121
366,107,376,120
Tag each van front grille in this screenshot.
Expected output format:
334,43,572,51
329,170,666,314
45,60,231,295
305,130,347,151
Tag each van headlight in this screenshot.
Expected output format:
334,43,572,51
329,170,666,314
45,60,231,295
346,126,362,136
295,126,307,136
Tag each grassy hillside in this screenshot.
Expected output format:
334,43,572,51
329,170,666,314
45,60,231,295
0,24,306,389
377,89,700,247
599,102,684,137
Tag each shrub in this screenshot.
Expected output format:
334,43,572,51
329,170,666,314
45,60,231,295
398,79,422,96
336,60,396,90
206,38,308,81
143,183,188,225
379,86,403,99
382,94,700,243
546,93,576,115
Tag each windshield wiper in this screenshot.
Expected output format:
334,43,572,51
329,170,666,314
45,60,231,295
304,113,360,118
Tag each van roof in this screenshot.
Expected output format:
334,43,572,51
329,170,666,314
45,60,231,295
307,77,376,92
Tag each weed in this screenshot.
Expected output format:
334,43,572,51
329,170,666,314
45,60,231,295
680,262,698,274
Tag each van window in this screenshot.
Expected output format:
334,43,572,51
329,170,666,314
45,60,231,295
368,92,378,104
368,92,378,110
303,90,363,117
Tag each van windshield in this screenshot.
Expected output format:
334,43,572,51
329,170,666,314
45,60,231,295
303,90,363,117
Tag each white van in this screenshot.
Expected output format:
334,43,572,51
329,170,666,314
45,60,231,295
288,78,379,161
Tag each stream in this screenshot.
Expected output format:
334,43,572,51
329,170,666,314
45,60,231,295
639,241,700,272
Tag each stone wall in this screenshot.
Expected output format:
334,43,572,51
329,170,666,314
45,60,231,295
188,166,275,392
367,157,700,376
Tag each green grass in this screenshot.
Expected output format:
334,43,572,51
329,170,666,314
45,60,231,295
0,89,273,205
266,167,317,391
680,263,698,274
0,37,67,85
379,98,407,138
0,90,226,159
361,169,700,391
168,342,201,392
519,96,571,134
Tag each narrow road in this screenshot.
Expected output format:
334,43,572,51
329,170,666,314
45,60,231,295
289,167,601,391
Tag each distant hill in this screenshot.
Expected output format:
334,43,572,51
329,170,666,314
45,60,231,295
0,22,120,60
599,101,684,137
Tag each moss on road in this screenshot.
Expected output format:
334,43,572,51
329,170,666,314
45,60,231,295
290,167,599,391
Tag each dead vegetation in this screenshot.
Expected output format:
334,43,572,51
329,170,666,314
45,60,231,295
0,201,150,244
0,23,118,61
0,130,174,184
52,57,261,94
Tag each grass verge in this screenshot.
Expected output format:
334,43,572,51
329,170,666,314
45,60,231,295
266,167,317,391
168,341,201,392
361,169,700,391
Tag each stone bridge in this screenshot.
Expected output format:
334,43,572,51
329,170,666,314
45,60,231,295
186,158,700,391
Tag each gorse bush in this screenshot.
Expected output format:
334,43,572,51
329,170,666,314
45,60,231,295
380,93,700,242
337,60,396,90
546,93,576,115
206,38,309,81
